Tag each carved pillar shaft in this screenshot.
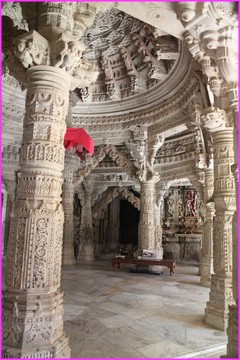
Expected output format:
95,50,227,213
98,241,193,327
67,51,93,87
154,195,164,259
200,168,214,287
155,206,163,259
62,183,75,265
79,186,95,261
138,181,155,251
2,66,71,358
3,194,13,256
226,85,238,358
108,197,120,250
204,128,236,331
2,188,8,256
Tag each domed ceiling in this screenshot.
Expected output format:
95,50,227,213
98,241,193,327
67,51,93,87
78,8,180,103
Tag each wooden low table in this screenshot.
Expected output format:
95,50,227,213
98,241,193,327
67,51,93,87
112,257,176,275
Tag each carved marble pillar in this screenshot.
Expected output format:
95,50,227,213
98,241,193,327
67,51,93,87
154,201,163,259
202,110,235,331
2,180,17,260
200,168,215,287
62,183,75,265
155,183,169,259
62,151,78,265
79,182,95,261
108,197,120,250
225,85,238,358
3,194,13,257
2,186,8,257
138,181,155,251
2,66,71,358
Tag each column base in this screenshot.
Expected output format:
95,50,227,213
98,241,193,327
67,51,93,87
2,333,71,358
226,304,238,358
2,290,70,358
205,274,234,331
78,243,95,262
200,257,213,287
63,258,77,265
62,250,76,265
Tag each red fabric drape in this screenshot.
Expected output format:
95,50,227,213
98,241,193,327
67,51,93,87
64,128,94,156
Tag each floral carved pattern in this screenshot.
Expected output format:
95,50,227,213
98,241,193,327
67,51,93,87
32,217,49,288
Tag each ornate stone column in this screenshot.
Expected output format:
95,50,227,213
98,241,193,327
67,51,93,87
2,186,8,257
78,181,95,261
108,197,120,250
62,183,75,265
200,167,215,287
202,109,235,331
155,182,170,259
62,152,78,265
225,84,238,357
154,199,163,258
2,66,71,358
138,181,155,251
126,129,163,253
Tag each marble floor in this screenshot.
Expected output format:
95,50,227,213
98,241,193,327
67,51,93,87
62,260,227,359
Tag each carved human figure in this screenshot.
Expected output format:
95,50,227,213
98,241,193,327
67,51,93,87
14,39,42,68
55,41,81,72
132,34,152,63
167,193,174,216
13,301,19,318
130,75,138,94
119,46,135,73
101,54,114,82
107,83,115,97
79,87,89,102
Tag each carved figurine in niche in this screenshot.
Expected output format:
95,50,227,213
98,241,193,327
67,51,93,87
132,34,152,63
14,39,42,68
130,75,138,94
79,87,90,102
106,83,115,98
186,190,197,216
55,41,81,72
101,54,114,83
167,193,174,217
119,46,135,74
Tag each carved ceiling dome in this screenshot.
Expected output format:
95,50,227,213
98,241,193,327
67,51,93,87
78,8,181,103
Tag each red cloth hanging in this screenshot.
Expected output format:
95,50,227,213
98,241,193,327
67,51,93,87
64,128,94,157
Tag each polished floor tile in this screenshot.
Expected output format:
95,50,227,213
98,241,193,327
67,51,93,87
62,260,227,358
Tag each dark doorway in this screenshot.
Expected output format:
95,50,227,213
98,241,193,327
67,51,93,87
119,200,139,247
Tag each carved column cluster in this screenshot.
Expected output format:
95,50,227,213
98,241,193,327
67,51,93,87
78,182,95,261
200,167,214,287
2,66,71,358
202,111,235,331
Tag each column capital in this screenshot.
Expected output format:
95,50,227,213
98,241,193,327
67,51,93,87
6,30,98,91
201,107,227,133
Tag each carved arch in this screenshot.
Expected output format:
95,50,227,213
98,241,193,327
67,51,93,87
92,186,140,219
74,144,138,184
